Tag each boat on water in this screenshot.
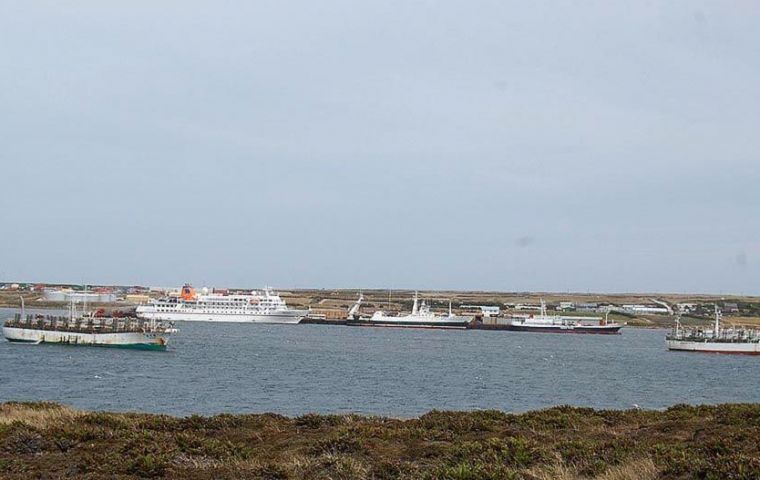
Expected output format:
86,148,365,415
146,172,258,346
346,292,472,329
478,300,623,334
666,306,760,354
136,284,307,324
3,298,175,350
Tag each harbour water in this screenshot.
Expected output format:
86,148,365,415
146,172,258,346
2,308,759,417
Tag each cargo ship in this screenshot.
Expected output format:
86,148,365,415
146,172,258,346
3,299,175,350
346,292,472,329
136,284,307,324
476,300,623,334
666,306,760,354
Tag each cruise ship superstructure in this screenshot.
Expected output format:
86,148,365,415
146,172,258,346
136,285,307,324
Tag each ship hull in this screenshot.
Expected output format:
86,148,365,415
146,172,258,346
2,326,169,350
346,319,471,330
477,324,622,334
136,310,306,324
666,340,760,355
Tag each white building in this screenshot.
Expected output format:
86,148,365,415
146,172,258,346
622,304,670,315
557,302,576,311
43,289,118,303
461,305,500,317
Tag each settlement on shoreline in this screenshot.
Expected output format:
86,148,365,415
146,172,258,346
4,288,760,329
1,402,759,479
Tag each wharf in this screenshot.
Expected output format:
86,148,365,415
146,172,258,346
299,317,348,326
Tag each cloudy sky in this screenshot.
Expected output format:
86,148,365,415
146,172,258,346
1,1,758,293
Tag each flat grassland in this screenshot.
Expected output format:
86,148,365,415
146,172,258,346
1,402,760,479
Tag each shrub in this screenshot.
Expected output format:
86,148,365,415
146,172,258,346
126,453,169,478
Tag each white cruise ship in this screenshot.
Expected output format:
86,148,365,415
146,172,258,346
136,285,307,324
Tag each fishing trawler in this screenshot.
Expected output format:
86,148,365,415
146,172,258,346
482,300,623,334
2,298,175,350
346,292,472,329
136,284,307,324
666,306,760,354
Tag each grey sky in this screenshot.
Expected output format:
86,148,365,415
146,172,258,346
1,1,758,294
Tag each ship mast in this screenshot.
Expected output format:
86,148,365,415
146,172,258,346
412,291,419,315
714,305,721,336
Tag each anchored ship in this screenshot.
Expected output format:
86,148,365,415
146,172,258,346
666,306,760,354
479,300,623,334
346,292,472,329
136,284,307,324
3,298,175,350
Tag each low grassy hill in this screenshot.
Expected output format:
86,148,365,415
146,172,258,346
2,402,760,479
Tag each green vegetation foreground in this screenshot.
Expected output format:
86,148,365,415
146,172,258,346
1,402,760,479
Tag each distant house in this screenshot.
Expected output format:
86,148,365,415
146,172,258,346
723,303,740,314
622,304,670,315
577,302,599,312
557,302,575,312
515,304,541,311
461,305,500,317
677,303,698,314
125,294,151,305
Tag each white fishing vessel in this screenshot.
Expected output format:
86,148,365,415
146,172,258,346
482,300,623,334
136,284,307,324
346,292,472,329
3,298,175,350
666,306,760,354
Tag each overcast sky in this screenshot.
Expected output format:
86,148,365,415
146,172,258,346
1,1,758,294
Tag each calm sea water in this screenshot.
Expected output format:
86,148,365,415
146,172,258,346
1,307,759,417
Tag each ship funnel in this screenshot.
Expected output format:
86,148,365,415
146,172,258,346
180,284,197,301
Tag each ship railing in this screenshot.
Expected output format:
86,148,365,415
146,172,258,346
4,313,171,335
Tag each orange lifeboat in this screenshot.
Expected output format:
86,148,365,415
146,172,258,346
180,284,197,301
